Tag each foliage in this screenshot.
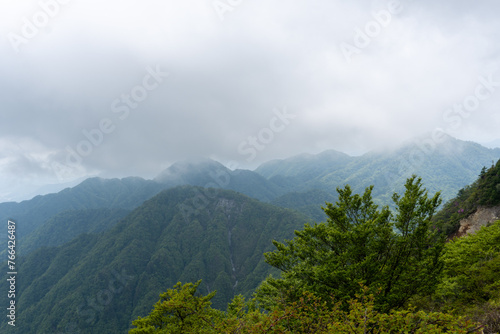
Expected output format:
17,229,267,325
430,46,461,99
423,220,500,333
4,153,500,333
0,176,164,247
130,281,221,334
438,220,500,305
21,208,130,254
0,186,309,333
259,176,444,312
129,282,481,333
407,219,500,333
433,159,500,236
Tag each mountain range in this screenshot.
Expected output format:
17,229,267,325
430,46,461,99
1,135,500,332
1,187,308,333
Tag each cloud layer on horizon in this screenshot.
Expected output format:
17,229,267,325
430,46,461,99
1,0,499,201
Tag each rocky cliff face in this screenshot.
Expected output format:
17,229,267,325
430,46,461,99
456,206,500,237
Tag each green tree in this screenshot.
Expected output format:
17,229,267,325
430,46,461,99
130,282,481,333
129,281,222,334
260,175,444,312
437,220,500,307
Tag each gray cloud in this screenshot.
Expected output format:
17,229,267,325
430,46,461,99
0,0,499,201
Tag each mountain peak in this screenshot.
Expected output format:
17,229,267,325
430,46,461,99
154,157,229,185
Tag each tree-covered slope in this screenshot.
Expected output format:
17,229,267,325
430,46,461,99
0,176,164,241
255,135,500,206
20,207,130,254
4,135,497,258
0,186,308,333
433,158,500,236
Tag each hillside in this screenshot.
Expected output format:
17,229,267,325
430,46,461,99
20,208,130,254
1,138,499,332
3,135,499,260
434,158,500,236
0,186,308,333
256,135,500,206
0,177,165,243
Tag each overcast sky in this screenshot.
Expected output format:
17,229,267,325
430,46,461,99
1,0,500,202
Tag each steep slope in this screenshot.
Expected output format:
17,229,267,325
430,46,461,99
20,208,130,254
1,160,285,258
0,186,308,333
455,205,500,236
0,176,164,242
434,158,500,236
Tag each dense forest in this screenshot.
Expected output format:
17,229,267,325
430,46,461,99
131,169,500,333
1,138,499,333
0,187,310,333
434,159,500,236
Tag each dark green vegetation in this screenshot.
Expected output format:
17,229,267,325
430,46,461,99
1,136,498,258
256,135,500,206
0,136,499,332
0,177,164,244
260,176,444,313
21,208,130,254
129,282,480,333
0,187,308,333
130,173,500,333
434,159,500,236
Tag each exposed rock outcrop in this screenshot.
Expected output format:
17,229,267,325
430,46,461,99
456,206,500,237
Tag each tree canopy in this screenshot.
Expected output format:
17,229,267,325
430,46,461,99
129,175,492,333
259,175,444,312
129,281,480,333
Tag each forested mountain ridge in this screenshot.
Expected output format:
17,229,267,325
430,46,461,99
434,158,500,236
256,135,500,206
2,135,499,260
1,144,499,332
1,164,287,259
0,177,164,242
20,207,130,254
128,173,500,333
0,186,309,333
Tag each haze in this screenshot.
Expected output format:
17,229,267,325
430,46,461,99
1,0,499,202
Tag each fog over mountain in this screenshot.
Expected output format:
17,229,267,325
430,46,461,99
1,0,500,202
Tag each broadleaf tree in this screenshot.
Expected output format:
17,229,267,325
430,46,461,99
259,175,444,312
